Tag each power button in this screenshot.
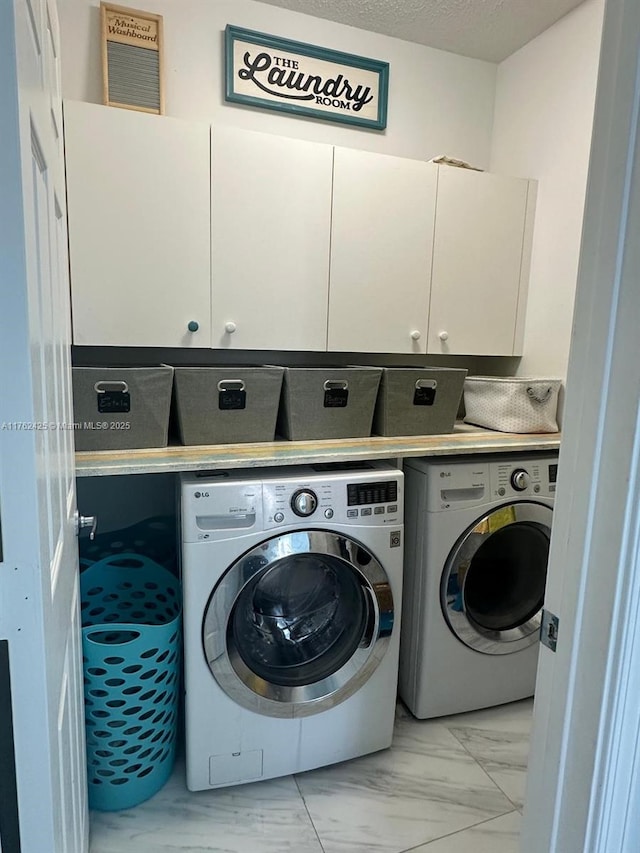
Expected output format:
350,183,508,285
324,508,334,519
274,512,285,523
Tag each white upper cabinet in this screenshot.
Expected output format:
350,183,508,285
328,147,437,354
64,108,536,356
427,166,536,356
64,101,211,347
210,125,333,351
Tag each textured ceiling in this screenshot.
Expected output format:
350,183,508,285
251,0,588,62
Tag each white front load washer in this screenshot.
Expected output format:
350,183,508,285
180,461,404,790
400,452,558,719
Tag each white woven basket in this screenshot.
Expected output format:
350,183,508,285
463,376,562,433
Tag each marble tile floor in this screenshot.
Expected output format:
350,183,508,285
89,697,533,853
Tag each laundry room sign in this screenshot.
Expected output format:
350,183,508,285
225,26,389,130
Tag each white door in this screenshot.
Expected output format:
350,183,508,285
0,1,88,851
65,100,211,348
328,147,436,354
211,125,333,350
521,0,640,850
427,167,535,356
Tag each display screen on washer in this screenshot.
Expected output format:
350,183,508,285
549,464,558,484
347,480,398,507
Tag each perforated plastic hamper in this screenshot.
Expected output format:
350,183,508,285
80,554,181,811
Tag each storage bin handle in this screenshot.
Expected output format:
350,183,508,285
415,379,437,390
526,385,553,404
84,628,142,646
94,380,129,394
217,379,246,392
324,380,349,391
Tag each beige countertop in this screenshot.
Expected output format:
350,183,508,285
75,423,561,477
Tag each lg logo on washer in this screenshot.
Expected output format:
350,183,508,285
194,491,210,499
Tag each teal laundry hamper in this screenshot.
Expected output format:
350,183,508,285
80,554,182,811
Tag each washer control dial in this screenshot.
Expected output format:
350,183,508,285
511,469,531,491
291,489,318,517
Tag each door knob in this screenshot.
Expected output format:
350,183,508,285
224,322,237,334
410,330,421,341
187,320,199,332
74,511,98,541
438,330,449,342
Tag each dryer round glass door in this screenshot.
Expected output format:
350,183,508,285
441,501,552,655
202,530,394,718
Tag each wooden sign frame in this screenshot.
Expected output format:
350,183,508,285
100,2,165,114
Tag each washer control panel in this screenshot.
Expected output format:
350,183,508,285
181,463,404,537
261,467,403,529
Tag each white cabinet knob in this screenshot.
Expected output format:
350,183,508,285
410,330,421,341
224,322,237,334
438,330,449,342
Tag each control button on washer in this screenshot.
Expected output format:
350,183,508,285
360,507,372,516
498,487,506,496
374,507,385,515
347,509,358,518
273,511,285,523
387,504,398,513
534,485,541,493
324,508,334,519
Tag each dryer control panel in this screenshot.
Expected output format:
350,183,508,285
491,457,557,500
412,452,559,512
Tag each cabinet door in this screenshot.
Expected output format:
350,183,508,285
211,126,333,350
427,167,536,356
64,101,211,347
328,148,437,353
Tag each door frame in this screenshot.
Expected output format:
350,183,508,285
520,0,640,849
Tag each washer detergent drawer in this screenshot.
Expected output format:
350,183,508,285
425,461,489,511
181,481,262,541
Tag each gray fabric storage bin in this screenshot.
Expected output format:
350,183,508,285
372,367,467,436
276,366,382,441
72,365,174,451
172,366,284,445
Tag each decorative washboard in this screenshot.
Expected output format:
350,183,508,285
101,3,165,114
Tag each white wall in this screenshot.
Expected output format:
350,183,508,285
490,0,605,382
57,0,497,165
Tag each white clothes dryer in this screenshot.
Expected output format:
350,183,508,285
400,452,557,719
180,461,404,791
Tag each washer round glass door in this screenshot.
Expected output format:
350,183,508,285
441,502,552,655
202,530,394,717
